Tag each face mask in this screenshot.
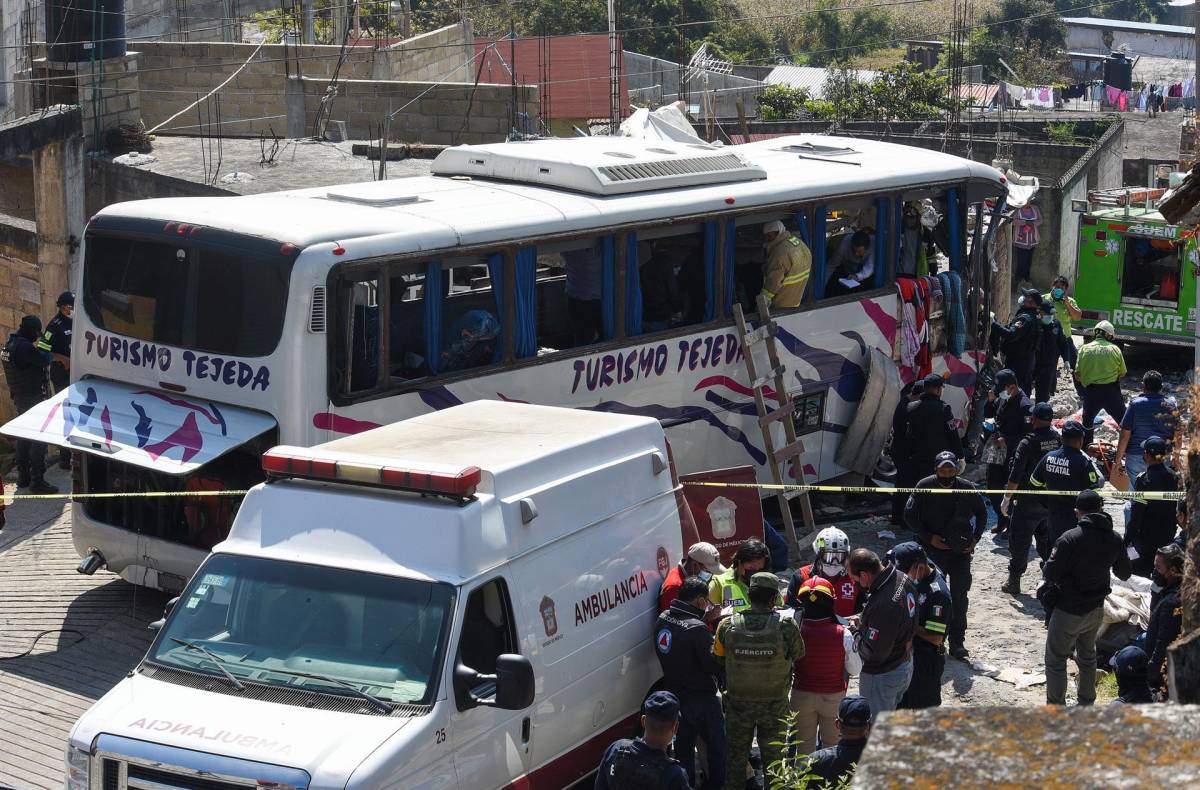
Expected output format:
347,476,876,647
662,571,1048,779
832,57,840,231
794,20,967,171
1041,315,1054,325
698,570,713,583
936,474,956,487
1052,287,1065,299
1151,570,1169,587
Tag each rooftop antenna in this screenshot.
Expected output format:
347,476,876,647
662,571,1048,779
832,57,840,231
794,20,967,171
608,0,621,134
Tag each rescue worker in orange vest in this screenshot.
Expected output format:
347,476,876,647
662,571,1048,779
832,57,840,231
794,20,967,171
789,576,862,755
761,220,811,309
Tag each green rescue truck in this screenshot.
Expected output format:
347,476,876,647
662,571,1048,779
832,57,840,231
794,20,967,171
1073,187,1196,347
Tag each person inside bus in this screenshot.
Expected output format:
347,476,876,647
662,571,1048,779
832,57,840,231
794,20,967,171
761,220,811,309
564,242,604,347
898,202,930,277
825,230,874,297
439,309,500,373
640,240,683,333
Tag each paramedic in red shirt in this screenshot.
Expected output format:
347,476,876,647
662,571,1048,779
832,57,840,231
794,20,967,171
787,527,863,619
790,576,862,755
660,542,726,612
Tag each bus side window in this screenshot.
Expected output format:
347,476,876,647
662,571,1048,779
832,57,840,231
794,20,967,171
336,275,381,394
823,200,878,298
438,258,501,374
636,230,707,334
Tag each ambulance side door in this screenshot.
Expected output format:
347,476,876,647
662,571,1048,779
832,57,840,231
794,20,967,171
450,576,533,788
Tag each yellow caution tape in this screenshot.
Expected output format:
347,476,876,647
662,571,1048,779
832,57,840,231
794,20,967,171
681,481,1186,501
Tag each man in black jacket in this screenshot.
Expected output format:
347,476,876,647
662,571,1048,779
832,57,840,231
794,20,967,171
1146,544,1184,699
1,315,58,494
655,576,725,790
1029,421,1104,549
904,451,987,659
1001,402,1062,595
847,549,917,716
1033,300,1072,404
903,373,963,484
992,288,1043,392
1124,436,1181,578
890,380,923,525
1043,490,1132,706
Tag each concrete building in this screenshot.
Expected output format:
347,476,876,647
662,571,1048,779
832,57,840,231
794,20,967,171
1065,16,1195,59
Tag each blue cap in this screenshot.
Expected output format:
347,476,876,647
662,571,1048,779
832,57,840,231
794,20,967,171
996,369,1016,386
1109,645,1149,676
643,691,680,721
1061,420,1085,438
1141,436,1168,456
838,695,873,726
935,450,958,470
57,291,74,307
922,373,946,389
1033,402,1053,421
886,541,928,572
1076,489,1104,512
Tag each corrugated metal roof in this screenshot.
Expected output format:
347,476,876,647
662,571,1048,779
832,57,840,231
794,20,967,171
954,83,998,105
764,65,878,99
475,35,628,121
1064,16,1193,36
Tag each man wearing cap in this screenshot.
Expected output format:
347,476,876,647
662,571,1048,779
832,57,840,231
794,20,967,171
1029,420,1104,551
1042,489,1131,706
904,452,986,660
713,571,803,790
903,373,963,483
760,221,811,309
36,291,74,470
1146,543,1184,699
802,696,872,787
847,549,917,715
887,543,953,708
1124,437,1180,578
1114,370,1177,479
1000,402,1062,595
1074,320,1127,446
1033,299,1072,404
789,576,862,755
992,369,1034,465
655,576,726,789
661,542,726,613
595,691,692,790
991,288,1042,392
889,379,924,526
1,315,58,495
1109,646,1154,705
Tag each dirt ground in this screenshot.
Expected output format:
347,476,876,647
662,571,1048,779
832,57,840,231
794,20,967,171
822,341,1191,707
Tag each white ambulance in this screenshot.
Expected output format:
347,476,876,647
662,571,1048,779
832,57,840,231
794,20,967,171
66,401,695,789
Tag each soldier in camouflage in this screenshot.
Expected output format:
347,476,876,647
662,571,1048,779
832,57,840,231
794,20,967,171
713,572,804,790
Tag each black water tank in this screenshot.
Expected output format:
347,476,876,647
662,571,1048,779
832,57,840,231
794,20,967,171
1104,53,1132,92
45,0,126,63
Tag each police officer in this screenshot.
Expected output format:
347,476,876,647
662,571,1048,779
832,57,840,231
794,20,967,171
890,379,923,525
1074,320,1127,446
708,538,773,614
1033,300,1072,405
803,696,872,786
992,369,1033,464
596,691,692,790
992,288,1042,392
904,452,986,660
1124,437,1180,578
888,543,953,709
1108,646,1153,705
903,373,963,483
1029,420,1103,551
37,291,73,470
1147,544,1184,699
713,572,803,790
1000,402,1062,595
655,576,726,790
2,315,58,494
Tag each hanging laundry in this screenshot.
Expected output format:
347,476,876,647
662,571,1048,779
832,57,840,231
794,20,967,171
1137,88,1147,112
1105,85,1123,106
1005,82,1029,105
1119,92,1128,112
1063,83,1086,100
1170,82,1183,98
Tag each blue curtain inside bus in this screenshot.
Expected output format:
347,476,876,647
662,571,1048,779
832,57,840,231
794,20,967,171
625,234,643,336
514,247,537,357
893,195,905,275
702,222,717,321
424,262,443,375
793,210,810,245
948,187,962,272
723,218,736,315
813,207,828,300
486,253,506,363
873,197,888,288
601,237,615,340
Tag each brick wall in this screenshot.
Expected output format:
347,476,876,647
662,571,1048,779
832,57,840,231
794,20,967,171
0,216,40,422
297,76,535,145
372,21,474,82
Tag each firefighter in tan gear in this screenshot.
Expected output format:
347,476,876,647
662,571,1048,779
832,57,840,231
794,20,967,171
761,220,811,309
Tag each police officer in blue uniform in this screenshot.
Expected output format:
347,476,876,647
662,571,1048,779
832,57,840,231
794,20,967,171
888,542,953,709
992,369,1033,462
36,291,73,469
654,576,726,790
1029,420,1103,550
596,691,692,790
992,288,1042,392
1001,402,1062,595
1,315,58,494
803,696,872,786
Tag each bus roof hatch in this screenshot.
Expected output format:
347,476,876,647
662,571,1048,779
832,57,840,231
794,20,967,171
430,137,767,196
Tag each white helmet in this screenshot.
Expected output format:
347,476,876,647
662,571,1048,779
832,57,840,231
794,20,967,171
812,527,850,578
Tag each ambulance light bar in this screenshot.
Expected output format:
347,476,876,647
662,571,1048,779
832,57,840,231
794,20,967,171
262,449,481,500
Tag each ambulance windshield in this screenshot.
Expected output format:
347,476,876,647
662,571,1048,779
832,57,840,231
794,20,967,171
147,554,454,711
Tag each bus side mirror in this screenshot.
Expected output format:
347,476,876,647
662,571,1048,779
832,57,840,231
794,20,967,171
454,654,534,711
149,596,180,632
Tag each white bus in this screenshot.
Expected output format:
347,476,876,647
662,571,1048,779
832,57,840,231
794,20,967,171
4,134,1005,592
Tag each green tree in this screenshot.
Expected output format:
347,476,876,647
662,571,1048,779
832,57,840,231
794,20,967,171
1079,0,1168,23
805,62,951,122
797,1,892,67
971,0,1070,84
759,84,811,119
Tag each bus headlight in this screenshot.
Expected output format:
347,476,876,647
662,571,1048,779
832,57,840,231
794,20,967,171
65,744,90,789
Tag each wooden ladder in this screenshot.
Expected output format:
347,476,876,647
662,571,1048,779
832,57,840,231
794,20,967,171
733,295,816,566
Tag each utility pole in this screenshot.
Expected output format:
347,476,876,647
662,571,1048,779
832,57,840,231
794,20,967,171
608,0,620,134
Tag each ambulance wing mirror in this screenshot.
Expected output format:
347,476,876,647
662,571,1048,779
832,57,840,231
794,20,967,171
454,654,534,711
149,597,180,632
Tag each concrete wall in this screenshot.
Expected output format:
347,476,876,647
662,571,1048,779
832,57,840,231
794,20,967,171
295,75,535,145
372,21,473,82
0,215,41,421
85,158,231,217
1066,24,1194,58
625,50,764,118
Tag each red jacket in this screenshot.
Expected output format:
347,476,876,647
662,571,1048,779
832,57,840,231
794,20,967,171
791,565,862,619
794,618,848,693
659,564,686,613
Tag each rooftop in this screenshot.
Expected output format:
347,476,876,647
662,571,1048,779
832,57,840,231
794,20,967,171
1064,16,1195,35
764,65,879,99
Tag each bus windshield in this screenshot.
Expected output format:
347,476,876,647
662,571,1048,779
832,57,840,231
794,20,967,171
148,553,455,709
83,233,294,358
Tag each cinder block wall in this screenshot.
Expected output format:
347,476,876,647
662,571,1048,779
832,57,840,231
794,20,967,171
372,21,474,82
